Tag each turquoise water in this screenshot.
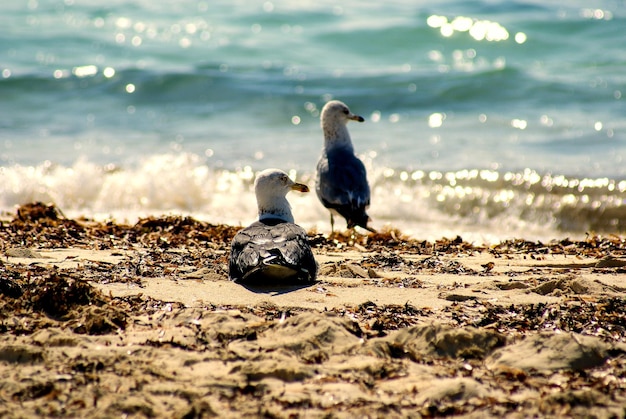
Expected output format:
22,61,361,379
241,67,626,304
1,0,625,242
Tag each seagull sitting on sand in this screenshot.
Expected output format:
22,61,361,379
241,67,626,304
315,100,376,233
229,168,318,285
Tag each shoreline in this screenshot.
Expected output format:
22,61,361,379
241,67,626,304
1,203,626,417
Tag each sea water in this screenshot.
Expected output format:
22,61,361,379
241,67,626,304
1,0,625,243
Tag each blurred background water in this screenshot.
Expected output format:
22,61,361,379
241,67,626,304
1,0,625,243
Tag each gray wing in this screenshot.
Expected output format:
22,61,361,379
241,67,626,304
316,148,370,208
229,219,317,285
316,148,372,229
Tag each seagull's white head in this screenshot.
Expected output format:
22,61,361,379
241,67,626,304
255,168,309,223
320,100,364,148
321,100,364,126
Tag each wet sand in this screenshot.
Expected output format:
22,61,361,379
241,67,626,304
1,203,625,418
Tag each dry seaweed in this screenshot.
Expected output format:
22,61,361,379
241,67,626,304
0,269,127,335
3,203,626,258
467,298,626,342
331,301,431,336
0,204,240,251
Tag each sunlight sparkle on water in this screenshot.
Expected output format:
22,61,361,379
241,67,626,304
72,65,97,78
427,15,510,42
428,112,445,128
480,170,499,182
580,8,613,20
511,119,527,130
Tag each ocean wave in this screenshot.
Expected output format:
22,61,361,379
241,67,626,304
1,154,625,242
371,167,626,235
3,56,615,124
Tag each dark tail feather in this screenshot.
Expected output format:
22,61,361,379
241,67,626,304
346,212,377,233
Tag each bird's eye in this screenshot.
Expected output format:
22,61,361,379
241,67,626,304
342,109,349,115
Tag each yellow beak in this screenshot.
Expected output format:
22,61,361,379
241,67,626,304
291,182,309,193
349,114,365,122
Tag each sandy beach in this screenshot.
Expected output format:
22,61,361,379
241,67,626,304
1,203,626,418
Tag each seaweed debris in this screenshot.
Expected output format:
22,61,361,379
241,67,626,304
2,203,626,258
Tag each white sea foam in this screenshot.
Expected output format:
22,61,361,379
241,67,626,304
3,153,624,244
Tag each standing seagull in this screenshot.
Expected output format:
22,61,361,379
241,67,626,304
229,168,318,285
315,100,376,233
